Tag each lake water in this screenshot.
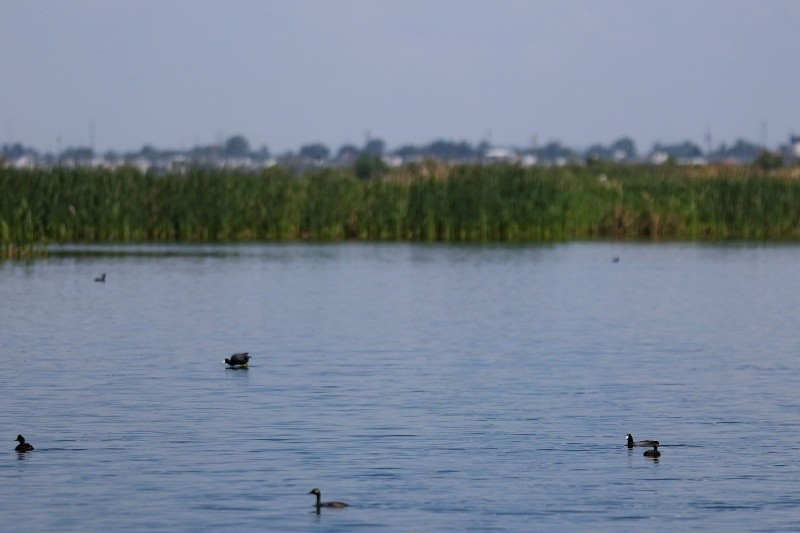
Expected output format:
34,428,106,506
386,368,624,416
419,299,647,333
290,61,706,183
2,242,799,531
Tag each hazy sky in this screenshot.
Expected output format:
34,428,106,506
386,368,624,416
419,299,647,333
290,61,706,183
2,0,799,155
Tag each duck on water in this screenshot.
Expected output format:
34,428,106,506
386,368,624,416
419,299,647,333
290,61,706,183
626,434,659,448
309,488,348,512
15,435,34,452
644,443,661,458
224,352,251,368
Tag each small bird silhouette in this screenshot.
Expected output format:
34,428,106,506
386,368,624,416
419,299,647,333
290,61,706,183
15,434,34,452
309,488,348,513
626,434,659,448
643,443,661,458
224,352,251,368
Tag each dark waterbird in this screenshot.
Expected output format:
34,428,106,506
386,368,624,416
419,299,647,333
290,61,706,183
15,434,34,452
644,443,661,458
626,434,659,448
309,488,349,512
224,352,251,368
94,273,106,282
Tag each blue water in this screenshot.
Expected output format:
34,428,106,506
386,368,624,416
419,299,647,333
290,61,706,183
2,242,800,531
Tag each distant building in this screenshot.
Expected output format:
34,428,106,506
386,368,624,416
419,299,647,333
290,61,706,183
11,155,36,169
381,155,403,168
791,135,800,158
650,151,669,165
484,147,519,164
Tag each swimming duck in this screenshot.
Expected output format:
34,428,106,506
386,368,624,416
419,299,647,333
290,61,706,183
15,434,34,452
94,273,106,282
626,434,659,448
224,352,251,368
643,443,661,458
309,488,349,511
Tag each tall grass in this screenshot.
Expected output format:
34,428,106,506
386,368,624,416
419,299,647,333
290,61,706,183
3,164,800,250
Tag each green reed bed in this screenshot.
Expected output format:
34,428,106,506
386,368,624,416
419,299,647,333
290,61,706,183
2,164,800,249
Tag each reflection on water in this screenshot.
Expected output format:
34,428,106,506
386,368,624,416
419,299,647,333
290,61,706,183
2,242,800,531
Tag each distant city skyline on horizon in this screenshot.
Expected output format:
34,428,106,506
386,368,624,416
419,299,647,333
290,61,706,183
4,125,796,157
3,1,798,156
3,130,796,159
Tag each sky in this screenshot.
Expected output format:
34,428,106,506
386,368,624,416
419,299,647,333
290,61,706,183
2,0,799,155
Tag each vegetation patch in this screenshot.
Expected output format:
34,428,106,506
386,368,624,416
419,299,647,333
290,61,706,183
2,164,800,252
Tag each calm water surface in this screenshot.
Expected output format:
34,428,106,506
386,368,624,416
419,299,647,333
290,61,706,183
2,242,799,531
